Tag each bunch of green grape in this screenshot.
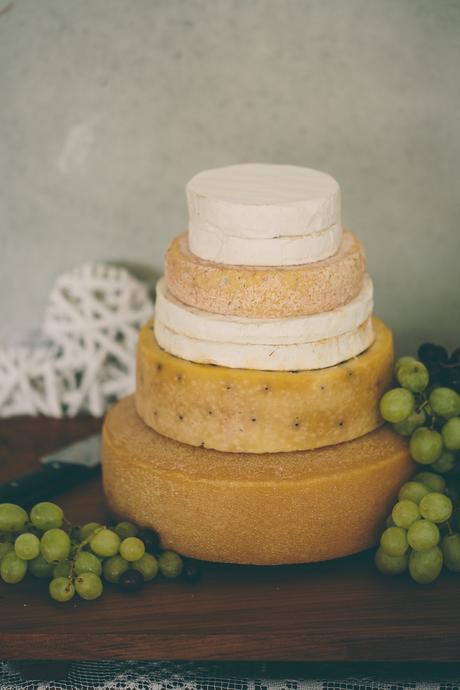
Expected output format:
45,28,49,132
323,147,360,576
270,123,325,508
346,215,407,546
380,343,460,472
376,342,460,584
0,502,199,602
375,470,460,583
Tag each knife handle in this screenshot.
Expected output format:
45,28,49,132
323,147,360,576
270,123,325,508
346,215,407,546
0,462,101,509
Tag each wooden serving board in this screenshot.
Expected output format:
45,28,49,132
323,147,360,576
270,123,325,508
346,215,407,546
0,416,459,662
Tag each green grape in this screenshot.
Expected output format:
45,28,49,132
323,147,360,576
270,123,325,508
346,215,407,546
442,418,460,450
78,522,102,542
396,361,429,393
392,410,426,437
53,560,72,579
29,555,54,579
429,388,460,419
40,528,71,563
385,515,396,528
49,577,75,603
419,492,453,523
409,546,443,584
14,533,40,560
413,472,446,493
30,502,64,530
158,551,184,578
119,537,145,562
374,547,408,575
0,542,14,561
431,449,456,474
407,519,440,551
89,528,120,558
441,533,460,572
102,555,129,583
391,500,420,529
398,481,430,504
75,572,103,600
132,553,159,581
74,551,102,576
395,356,419,372
379,388,415,423
409,428,443,465
0,551,27,583
114,522,138,540
0,504,28,533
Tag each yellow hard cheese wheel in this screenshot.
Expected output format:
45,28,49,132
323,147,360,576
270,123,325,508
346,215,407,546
165,230,366,318
102,396,414,565
136,317,394,453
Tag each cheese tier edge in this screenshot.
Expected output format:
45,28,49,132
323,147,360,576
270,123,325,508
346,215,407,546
103,396,414,565
155,275,373,345
165,230,366,318
186,163,341,238
154,316,375,371
136,317,393,453
189,221,342,266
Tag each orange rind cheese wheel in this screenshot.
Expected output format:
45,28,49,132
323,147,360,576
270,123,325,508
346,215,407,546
165,230,366,318
102,396,413,565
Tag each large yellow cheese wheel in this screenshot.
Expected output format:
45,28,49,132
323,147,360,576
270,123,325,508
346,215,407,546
165,231,366,318
136,317,394,453
102,396,414,565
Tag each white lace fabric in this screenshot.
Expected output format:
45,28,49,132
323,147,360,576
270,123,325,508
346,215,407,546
0,661,459,690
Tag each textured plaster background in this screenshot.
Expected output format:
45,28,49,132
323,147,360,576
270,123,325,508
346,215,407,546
1,0,459,352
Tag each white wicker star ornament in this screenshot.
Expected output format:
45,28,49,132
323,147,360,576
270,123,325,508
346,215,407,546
0,263,154,417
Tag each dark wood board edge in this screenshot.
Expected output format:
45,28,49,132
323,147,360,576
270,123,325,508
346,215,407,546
1,631,460,662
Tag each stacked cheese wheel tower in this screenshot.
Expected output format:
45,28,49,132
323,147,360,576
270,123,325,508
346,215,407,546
102,164,413,565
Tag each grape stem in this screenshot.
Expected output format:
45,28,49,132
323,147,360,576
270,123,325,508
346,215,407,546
416,398,429,413
66,525,107,582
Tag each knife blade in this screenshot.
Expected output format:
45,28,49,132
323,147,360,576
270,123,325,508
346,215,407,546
0,434,101,508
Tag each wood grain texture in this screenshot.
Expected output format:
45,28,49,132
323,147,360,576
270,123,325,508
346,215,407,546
0,416,459,662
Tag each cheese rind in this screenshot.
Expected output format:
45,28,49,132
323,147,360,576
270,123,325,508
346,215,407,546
155,275,373,345
165,230,366,318
186,164,341,238
136,317,393,453
154,316,375,371
188,222,342,266
103,396,414,565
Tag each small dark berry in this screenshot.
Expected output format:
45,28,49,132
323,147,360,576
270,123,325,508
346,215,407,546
433,416,444,433
450,348,460,366
182,561,201,584
119,569,144,592
449,370,460,394
138,528,161,554
439,367,454,387
426,361,442,386
417,343,448,365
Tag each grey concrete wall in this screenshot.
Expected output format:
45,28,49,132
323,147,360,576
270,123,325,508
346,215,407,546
1,0,459,353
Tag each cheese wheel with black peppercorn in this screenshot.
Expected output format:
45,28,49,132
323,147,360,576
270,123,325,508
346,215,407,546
136,317,393,453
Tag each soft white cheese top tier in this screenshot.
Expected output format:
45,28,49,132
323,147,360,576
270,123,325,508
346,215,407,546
186,163,342,266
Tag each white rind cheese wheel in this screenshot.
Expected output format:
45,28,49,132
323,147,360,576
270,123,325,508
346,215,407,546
188,221,343,266
187,164,342,266
186,163,341,238
155,275,373,345
154,316,375,371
